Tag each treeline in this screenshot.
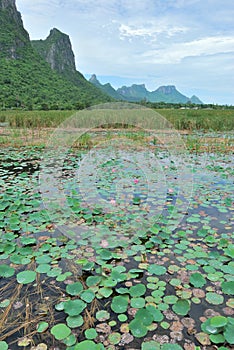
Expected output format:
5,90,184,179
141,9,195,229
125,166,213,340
138,100,234,110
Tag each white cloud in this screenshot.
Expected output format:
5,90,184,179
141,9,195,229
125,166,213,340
119,22,188,40
142,36,234,64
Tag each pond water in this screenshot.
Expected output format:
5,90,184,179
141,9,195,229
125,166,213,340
0,144,233,350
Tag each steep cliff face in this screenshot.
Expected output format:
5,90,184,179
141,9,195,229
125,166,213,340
32,28,76,74
0,1,112,108
0,0,31,58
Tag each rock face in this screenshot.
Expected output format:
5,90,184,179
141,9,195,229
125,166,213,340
0,1,112,108
32,28,76,74
0,0,31,58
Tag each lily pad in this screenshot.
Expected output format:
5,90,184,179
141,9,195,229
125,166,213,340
111,295,128,314
0,341,8,350
189,272,206,288
0,264,15,278
66,282,83,296
221,281,234,295
172,299,190,316
148,264,166,275
51,324,71,340
85,328,98,340
206,292,224,305
16,270,36,284
64,299,86,316
37,322,49,333
74,340,97,350
129,319,148,338
129,284,146,297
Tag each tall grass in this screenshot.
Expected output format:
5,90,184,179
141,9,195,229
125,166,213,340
0,108,233,130
157,109,234,131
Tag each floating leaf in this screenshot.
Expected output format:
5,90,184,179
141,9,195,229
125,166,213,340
66,282,83,296
161,345,183,350
85,328,98,340
66,315,83,328
130,297,145,308
129,319,148,338
0,265,15,278
148,264,166,275
206,292,224,305
74,340,97,350
96,310,110,321
51,324,71,340
0,341,8,350
129,284,146,297
108,332,121,345
111,296,128,314
135,308,154,326
189,272,206,288
221,281,234,295
210,333,225,344
224,322,234,344
210,316,228,328
141,341,160,350
37,322,49,333
80,290,95,303
146,305,164,322
16,270,36,284
64,299,86,316
172,299,190,316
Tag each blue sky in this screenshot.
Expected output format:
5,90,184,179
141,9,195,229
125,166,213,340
16,0,234,105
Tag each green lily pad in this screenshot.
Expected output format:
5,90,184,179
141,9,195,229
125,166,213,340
129,319,148,338
0,341,8,350
0,264,15,278
37,321,49,333
51,323,71,340
96,310,110,321
206,292,224,305
141,341,160,350
189,272,206,287
130,297,145,308
210,316,228,328
80,290,95,303
64,299,86,316
146,305,164,322
148,264,166,275
129,284,146,297
74,340,97,350
221,281,234,295
108,332,121,345
224,322,234,344
16,270,36,284
210,333,225,344
135,308,154,326
172,299,190,316
85,328,98,340
66,315,84,328
161,345,183,350
66,282,83,296
111,295,128,314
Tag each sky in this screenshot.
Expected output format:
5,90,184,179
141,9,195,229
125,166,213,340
16,0,234,105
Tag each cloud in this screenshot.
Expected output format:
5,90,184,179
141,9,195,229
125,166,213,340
119,22,188,41
142,36,234,64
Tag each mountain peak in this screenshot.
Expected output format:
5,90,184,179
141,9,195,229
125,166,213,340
156,85,176,94
32,28,76,73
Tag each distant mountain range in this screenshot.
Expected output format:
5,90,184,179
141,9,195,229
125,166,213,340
89,74,203,104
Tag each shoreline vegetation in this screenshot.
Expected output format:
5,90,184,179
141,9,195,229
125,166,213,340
0,109,233,151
